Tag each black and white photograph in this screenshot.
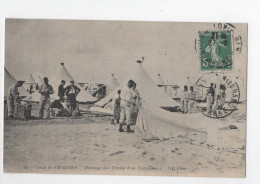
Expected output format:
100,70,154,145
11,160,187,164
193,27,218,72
3,19,247,177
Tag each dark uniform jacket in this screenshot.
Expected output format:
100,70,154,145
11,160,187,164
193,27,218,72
64,85,81,96
58,85,65,98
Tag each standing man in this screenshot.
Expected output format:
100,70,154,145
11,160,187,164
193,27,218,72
188,86,197,113
111,90,121,125
64,80,81,111
58,80,66,99
206,83,215,114
181,86,189,114
38,77,54,119
131,82,141,124
119,80,135,133
7,81,23,120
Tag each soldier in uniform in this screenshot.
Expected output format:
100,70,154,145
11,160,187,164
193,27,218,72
206,83,215,114
7,81,23,120
64,80,81,111
119,80,135,132
188,86,197,113
181,85,189,114
38,77,54,119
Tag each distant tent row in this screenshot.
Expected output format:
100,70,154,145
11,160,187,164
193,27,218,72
154,73,180,99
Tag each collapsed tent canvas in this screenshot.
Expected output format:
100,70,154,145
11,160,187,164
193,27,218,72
135,104,228,148
4,67,28,97
50,63,97,102
95,62,180,108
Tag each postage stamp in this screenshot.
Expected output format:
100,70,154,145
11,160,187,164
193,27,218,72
199,31,233,71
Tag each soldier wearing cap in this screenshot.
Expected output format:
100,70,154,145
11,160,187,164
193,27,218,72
64,80,81,111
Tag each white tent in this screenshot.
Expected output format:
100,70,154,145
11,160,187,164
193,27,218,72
51,63,97,102
25,74,37,84
155,73,167,94
4,67,28,97
36,76,43,85
155,73,165,86
92,62,241,147
24,74,38,92
106,74,120,93
91,74,120,96
95,62,179,108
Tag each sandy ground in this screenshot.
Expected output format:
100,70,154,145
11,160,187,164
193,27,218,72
3,103,246,177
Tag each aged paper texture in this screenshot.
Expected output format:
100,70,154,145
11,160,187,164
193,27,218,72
3,19,247,177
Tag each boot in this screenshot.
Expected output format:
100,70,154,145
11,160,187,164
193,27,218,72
111,119,115,125
116,119,119,124
119,124,124,132
126,125,134,133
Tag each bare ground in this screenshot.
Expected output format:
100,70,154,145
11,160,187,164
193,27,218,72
3,104,246,177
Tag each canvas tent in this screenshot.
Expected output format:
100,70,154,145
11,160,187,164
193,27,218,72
22,76,45,102
36,76,43,86
92,62,226,147
155,73,168,94
156,73,165,86
4,67,28,97
106,74,120,93
95,62,179,108
90,74,120,97
24,74,38,93
51,63,97,102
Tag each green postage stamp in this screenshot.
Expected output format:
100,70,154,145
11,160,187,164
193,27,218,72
199,31,232,71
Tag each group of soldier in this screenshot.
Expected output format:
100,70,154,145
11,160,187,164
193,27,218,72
111,80,141,133
7,76,226,123
7,77,81,120
181,85,197,114
205,83,226,114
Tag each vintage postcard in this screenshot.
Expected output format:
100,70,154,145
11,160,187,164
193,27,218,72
3,19,247,177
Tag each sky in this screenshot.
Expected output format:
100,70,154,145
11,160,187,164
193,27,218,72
4,19,247,87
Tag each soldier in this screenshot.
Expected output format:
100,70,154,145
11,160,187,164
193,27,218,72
7,81,23,120
38,77,54,119
131,82,141,124
58,80,66,100
119,80,135,133
188,86,197,113
181,85,189,114
206,83,215,114
111,90,121,125
64,80,81,111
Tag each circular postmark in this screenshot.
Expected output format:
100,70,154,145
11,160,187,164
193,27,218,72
196,73,240,119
